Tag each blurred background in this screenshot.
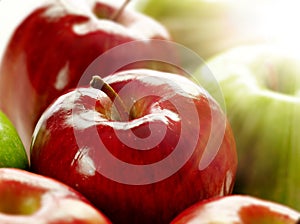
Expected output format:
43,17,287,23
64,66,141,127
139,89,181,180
1,0,299,61
134,0,300,60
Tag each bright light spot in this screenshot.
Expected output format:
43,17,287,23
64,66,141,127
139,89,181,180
55,63,69,90
72,147,96,176
224,0,300,57
257,1,300,48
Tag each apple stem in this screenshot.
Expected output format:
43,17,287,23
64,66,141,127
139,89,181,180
110,0,131,21
90,75,129,121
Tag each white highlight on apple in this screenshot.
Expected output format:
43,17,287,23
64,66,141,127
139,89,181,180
55,63,69,90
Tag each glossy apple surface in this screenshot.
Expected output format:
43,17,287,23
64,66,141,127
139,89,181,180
0,0,171,154
0,111,28,169
0,168,111,224
30,69,237,224
195,44,300,210
171,195,300,224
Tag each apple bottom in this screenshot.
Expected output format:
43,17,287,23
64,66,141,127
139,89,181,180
0,168,111,224
31,121,234,223
30,101,236,223
66,155,234,223
31,153,235,224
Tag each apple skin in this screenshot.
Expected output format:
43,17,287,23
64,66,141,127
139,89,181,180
195,44,300,210
0,0,171,155
0,168,111,224
0,111,29,169
171,195,300,224
30,69,237,224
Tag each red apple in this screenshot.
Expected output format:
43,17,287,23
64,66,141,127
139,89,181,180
171,195,300,224
0,168,111,224
30,69,237,224
0,0,171,155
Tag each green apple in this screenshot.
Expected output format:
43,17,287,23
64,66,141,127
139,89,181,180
0,110,28,169
194,44,300,210
135,0,269,59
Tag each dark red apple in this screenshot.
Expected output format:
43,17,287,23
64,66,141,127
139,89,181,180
0,0,171,154
171,195,300,224
0,168,111,224
30,69,237,224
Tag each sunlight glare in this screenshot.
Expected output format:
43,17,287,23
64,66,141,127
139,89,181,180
257,0,300,52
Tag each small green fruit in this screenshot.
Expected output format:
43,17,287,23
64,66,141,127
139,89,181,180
0,111,29,169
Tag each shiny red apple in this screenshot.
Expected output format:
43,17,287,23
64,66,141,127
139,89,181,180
30,69,237,224
0,168,111,224
171,195,300,224
0,0,171,154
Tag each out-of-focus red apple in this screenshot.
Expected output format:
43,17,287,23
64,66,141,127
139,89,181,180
30,69,237,223
0,0,171,154
0,168,111,224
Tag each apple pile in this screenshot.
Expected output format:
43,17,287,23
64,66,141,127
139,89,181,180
0,0,299,224
0,0,173,154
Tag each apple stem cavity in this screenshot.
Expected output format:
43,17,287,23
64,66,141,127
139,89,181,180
90,75,129,121
266,63,280,93
110,0,131,21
